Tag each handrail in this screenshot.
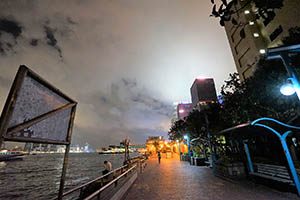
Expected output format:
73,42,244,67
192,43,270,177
51,155,147,200
50,165,128,200
83,164,137,200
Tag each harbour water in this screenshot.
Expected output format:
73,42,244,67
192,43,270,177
0,152,137,200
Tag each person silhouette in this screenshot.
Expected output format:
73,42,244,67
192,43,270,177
158,151,161,164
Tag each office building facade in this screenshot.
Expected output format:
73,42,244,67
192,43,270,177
190,78,217,107
224,0,300,81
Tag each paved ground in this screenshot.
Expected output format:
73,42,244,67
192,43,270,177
123,157,298,200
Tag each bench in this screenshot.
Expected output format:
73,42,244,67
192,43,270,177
250,163,300,185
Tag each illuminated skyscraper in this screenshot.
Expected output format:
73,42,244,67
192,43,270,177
190,77,217,108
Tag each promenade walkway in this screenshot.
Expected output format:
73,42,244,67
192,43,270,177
123,157,297,200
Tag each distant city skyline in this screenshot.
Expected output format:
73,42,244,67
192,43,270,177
0,0,236,148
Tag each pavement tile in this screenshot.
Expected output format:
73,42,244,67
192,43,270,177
123,157,298,200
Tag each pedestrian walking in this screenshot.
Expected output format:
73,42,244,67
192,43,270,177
158,151,161,164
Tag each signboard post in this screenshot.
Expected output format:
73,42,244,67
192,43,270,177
0,65,77,200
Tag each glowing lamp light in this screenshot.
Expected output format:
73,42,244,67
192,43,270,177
253,33,259,37
280,83,295,96
183,135,188,140
259,49,266,54
176,140,179,143
244,10,250,14
179,109,185,113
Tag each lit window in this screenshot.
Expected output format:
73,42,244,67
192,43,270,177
259,49,266,54
253,33,259,37
249,21,254,25
244,10,250,14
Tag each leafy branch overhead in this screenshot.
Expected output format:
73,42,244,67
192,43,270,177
210,0,284,38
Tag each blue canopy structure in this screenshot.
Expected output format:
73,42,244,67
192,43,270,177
216,117,300,196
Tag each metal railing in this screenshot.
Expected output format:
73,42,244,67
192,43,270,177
51,155,147,200
83,164,137,200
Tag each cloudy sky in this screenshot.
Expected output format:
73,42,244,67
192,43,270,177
0,0,236,148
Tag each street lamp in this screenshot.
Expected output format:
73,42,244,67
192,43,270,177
280,82,296,96
267,44,300,100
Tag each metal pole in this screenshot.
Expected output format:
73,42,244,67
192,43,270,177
58,105,76,200
280,53,300,101
178,142,181,160
58,144,70,200
187,136,191,157
280,138,300,196
243,140,254,173
208,132,216,175
204,113,216,175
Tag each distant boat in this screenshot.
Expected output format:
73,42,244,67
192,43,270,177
97,148,133,154
0,150,25,162
98,149,123,154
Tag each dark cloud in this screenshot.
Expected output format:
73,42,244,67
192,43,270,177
44,25,57,46
0,18,22,55
44,25,62,57
74,78,171,147
66,17,77,25
30,39,38,46
0,43,3,54
0,18,22,39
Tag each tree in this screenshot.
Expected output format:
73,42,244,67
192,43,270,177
210,0,284,38
168,119,186,141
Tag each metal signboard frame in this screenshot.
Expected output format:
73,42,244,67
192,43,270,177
0,65,77,200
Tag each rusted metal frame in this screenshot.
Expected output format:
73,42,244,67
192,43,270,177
6,102,76,137
0,66,28,148
58,105,77,200
22,65,76,103
51,165,128,199
83,165,137,200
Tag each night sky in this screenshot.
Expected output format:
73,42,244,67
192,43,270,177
0,0,236,148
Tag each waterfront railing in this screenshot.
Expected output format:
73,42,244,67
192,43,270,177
83,164,137,200
51,155,147,200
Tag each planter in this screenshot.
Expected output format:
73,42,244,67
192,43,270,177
194,157,206,166
180,155,190,162
215,162,246,179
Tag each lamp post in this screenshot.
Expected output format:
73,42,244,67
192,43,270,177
267,44,300,100
184,135,191,157
176,139,181,160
